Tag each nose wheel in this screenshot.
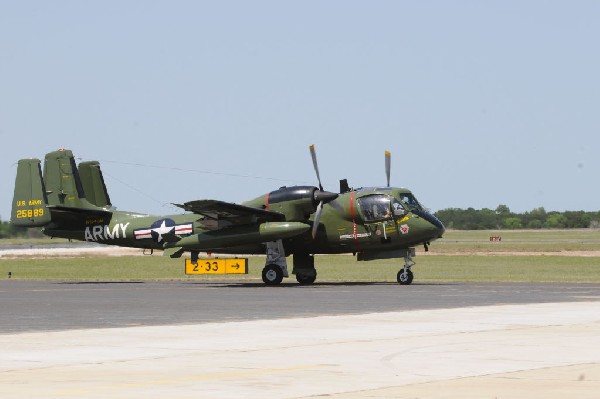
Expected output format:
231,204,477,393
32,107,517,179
397,269,414,285
397,251,415,285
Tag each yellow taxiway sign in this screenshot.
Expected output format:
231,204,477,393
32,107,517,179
185,258,248,275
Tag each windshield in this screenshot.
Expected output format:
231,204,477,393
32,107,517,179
397,193,423,211
391,198,405,215
357,194,393,222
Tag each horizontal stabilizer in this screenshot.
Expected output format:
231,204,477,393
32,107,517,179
47,206,114,229
48,205,112,216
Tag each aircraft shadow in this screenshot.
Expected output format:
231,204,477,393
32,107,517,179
186,281,458,288
57,281,146,285
52,281,458,288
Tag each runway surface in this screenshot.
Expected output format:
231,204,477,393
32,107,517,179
1,280,600,334
1,281,600,398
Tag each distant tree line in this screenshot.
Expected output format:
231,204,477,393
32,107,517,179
0,220,29,239
434,205,600,230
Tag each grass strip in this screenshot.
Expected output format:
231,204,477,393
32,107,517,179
1,254,599,283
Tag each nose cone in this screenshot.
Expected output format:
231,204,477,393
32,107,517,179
313,190,339,205
413,209,445,239
431,214,446,238
427,213,445,237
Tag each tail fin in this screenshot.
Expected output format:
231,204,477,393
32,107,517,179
11,159,52,227
79,161,112,208
43,149,98,209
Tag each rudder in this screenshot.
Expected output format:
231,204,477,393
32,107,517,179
43,149,98,209
79,161,112,208
11,159,51,227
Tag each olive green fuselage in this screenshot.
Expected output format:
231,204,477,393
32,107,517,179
244,186,444,256
44,186,444,258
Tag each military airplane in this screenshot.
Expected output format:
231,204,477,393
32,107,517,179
11,147,445,285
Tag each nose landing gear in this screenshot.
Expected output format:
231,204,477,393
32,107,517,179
397,250,415,285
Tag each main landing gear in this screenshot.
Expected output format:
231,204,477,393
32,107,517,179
261,242,318,286
262,240,289,286
261,259,317,285
397,250,415,285
295,269,317,285
292,252,317,285
262,264,284,285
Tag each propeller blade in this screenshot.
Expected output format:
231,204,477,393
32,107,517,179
309,144,335,239
309,144,323,191
385,150,391,187
312,201,324,239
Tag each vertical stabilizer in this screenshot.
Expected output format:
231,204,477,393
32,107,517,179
11,159,52,227
79,161,112,208
43,149,97,209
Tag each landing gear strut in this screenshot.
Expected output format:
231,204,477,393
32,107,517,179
262,240,288,286
397,251,415,285
293,253,317,285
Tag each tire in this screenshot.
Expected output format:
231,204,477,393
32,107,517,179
296,270,317,285
397,270,414,285
262,264,284,285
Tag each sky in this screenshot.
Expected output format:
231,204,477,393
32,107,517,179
1,1,599,220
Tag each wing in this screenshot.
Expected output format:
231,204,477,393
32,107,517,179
174,200,285,229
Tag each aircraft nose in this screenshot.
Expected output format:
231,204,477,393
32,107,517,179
428,213,445,238
413,209,445,238
430,213,445,235
434,216,446,237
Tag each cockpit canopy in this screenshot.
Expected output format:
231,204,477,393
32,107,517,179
357,194,404,222
356,191,425,223
396,192,423,212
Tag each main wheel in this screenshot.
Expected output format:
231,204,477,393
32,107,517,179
296,270,317,285
262,264,284,285
397,270,414,285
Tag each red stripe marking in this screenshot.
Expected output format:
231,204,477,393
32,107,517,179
265,192,270,211
350,191,361,251
350,191,355,228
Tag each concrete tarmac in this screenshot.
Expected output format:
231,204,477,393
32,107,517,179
1,281,599,398
2,281,600,333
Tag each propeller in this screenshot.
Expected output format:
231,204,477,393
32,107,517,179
309,145,338,239
312,201,324,240
310,144,323,191
385,150,391,187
